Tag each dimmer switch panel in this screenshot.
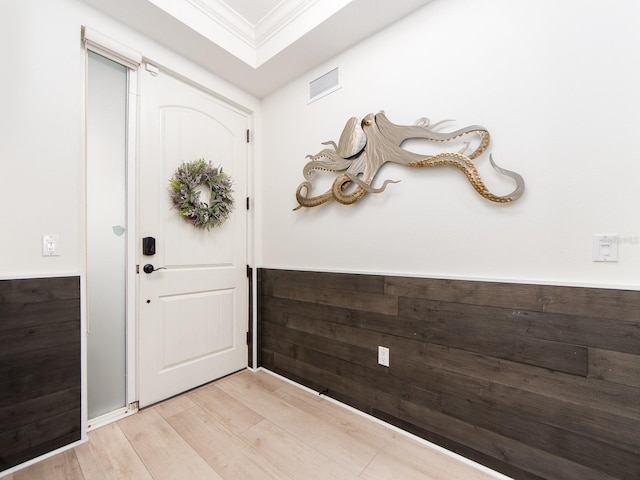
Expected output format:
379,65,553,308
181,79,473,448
593,234,618,262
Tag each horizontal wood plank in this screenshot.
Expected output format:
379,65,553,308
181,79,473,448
0,387,80,432
400,296,640,354
260,268,385,294
425,364,640,454
426,343,640,420
0,321,79,357
262,295,426,341
441,393,640,478
385,276,546,311
262,282,398,315
0,408,81,470
0,277,80,304
399,298,588,374
537,284,640,319
0,299,80,332
398,398,621,480
0,342,80,383
588,347,640,388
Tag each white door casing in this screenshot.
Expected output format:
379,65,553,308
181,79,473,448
138,67,249,407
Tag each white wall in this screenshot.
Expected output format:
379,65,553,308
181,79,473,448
2,0,639,288
260,0,640,289
0,0,260,279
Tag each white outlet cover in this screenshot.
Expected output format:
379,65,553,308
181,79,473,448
378,346,389,367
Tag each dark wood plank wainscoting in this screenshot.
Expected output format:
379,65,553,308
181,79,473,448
258,269,640,480
0,276,81,472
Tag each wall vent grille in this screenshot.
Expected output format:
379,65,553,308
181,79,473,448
309,67,340,102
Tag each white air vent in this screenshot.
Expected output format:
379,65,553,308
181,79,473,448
309,67,340,103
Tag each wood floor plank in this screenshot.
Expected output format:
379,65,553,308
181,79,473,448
272,381,502,480
241,419,359,480
165,405,288,480
13,450,84,480
219,369,282,392
216,371,378,475
188,383,263,435
118,408,223,480
360,452,438,480
74,423,152,480
154,392,197,420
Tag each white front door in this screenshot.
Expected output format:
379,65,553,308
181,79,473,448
138,66,249,407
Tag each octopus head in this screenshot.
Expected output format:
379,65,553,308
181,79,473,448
361,114,374,127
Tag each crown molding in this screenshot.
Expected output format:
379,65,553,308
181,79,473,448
186,0,254,46
254,0,319,47
147,0,352,67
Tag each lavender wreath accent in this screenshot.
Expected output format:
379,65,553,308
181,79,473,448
168,159,234,230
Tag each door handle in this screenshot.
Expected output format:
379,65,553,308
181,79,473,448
143,264,166,274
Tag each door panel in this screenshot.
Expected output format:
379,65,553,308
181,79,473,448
160,289,235,369
138,68,248,407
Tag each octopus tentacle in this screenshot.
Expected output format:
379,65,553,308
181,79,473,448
488,155,525,200
303,157,353,179
408,152,524,203
345,173,400,194
415,118,454,130
375,111,490,160
294,181,334,210
331,174,366,205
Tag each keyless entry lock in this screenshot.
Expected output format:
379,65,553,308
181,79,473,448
142,237,156,256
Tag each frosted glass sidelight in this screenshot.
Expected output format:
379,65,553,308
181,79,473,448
86,52,127,420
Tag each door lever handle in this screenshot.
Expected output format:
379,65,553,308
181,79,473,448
143,264,166,274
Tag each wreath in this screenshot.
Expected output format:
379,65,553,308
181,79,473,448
168,159,234,230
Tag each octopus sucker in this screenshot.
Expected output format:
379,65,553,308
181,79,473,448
294,111,525,208
294,181,334,210
407,153,523,203
332,174,365,205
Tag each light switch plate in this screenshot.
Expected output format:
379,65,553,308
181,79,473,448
42,234,59,256
593,234,618,262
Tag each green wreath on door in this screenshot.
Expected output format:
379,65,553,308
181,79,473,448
168,159,234,230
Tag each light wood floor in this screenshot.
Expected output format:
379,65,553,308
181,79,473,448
7,369,505,480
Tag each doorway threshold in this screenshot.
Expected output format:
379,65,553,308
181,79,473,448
88,403,139,432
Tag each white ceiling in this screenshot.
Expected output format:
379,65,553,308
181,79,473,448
81,0,432,98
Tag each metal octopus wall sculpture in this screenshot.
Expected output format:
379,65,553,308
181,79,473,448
294,111,524,210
